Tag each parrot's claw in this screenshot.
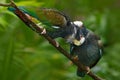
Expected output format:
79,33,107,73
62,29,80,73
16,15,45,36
73,55,79,61
86,66,90,74
41,28,46,34
25,14,31,20
68,56,78,65
55,41,59,47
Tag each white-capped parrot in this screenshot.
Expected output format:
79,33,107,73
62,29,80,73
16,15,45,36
70,21,103,77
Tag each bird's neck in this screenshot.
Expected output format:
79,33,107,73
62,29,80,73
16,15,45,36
64,22,77,43
80,26,88,37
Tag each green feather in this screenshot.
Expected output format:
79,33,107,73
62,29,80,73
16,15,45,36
8,6,68,32
8,6,39,20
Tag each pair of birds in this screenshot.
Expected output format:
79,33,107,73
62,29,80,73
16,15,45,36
8,6,102,77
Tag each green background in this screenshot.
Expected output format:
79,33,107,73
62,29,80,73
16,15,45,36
0,0,120,80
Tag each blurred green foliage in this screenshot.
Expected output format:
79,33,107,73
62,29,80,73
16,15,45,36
0,0,120,80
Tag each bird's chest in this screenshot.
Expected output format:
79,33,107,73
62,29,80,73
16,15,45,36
73,41,100,66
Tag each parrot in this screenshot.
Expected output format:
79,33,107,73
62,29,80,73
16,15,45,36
70,21,103,77
8,7,103,77
7,6,84,45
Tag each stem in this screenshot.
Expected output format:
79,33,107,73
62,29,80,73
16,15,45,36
0,3,12,7
2,37,14,80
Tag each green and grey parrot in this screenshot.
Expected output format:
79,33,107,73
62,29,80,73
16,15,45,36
8,7,82,45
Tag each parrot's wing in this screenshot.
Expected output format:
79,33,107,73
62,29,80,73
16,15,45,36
93,31,103,49
86,30,103,68
86,29,103,48
8,7,70,31
37,8,70,27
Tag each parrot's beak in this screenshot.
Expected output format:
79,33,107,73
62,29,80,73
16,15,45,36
73,36,85,46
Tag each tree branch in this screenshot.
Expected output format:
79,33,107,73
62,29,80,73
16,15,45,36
0,3,11,7
0,0,104,80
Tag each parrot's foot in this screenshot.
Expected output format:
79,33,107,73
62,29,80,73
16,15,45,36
41,28,46,34
72,55,79,61
68,55,79,65
55,41,59,47
86,66,90,74
25,14,31,20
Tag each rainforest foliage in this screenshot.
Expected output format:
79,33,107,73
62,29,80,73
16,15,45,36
0,0,120,80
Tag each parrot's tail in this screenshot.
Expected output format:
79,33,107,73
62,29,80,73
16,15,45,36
8,6,25,13
77,68,86,77
8,6,39,20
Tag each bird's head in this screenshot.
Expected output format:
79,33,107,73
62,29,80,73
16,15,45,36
73,21,83,28
72,21,86,46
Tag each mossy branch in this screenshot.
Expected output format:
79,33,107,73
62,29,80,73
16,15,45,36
0,0,104,80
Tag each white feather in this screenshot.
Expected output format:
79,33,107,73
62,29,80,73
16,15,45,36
73,21,83,27
52,26,60,29
80,37,85,45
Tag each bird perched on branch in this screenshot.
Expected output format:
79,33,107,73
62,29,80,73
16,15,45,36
8,7,102,77
70,21,103,77
8,6,82,45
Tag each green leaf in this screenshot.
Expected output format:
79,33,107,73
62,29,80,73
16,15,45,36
16,1,44,7
2,38,14,80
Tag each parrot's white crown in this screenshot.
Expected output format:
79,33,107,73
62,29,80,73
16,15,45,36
73,21,83,28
